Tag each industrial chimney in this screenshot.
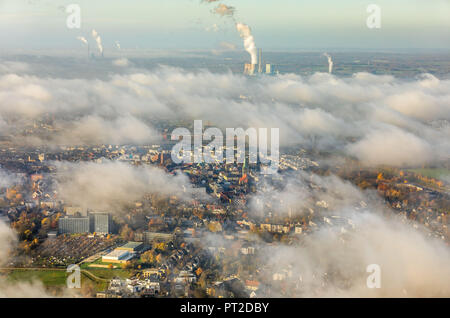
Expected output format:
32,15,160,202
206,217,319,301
258,48,262,74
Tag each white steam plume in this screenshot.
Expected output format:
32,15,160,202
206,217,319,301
214,4,235,17
76,36,88,46
236,23,257,65
323,53,334,74
91,29,103,55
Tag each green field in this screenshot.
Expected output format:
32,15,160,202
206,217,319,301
6,269,67,286
3,267,134,293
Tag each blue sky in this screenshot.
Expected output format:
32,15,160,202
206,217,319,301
0,0,449,50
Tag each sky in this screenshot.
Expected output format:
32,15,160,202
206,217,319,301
0,0,449,51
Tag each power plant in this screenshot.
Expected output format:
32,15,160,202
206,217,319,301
244,48,273,76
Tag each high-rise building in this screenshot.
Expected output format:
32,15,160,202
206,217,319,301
58,211,113,235
89,212,113,234
58,217,90,234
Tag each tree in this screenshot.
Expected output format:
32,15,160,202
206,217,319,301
41,217,50,229
198,271,207,289
140,250,155,264
120,224,134,241
155,253,163,264
155,242,166,252
193,287,207,298
121,261,132,269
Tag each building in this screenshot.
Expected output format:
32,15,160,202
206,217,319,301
102,249,133,263
58,211,113,235
65,206,87,217
142,268,165,279
116,241,145,253
58,216,90,234
47,231,58,239
244,49,273,75
143,231,176,243
89,212,113,234
176,270,197,284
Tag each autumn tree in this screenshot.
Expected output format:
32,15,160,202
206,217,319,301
119,224,134,241
140,250,155,264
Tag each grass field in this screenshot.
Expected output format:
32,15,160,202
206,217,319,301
3,267,134,293
6,269,67,286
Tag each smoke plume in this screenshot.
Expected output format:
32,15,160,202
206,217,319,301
323,53,333,74
214,4,235,17
91,29,103,55
76,36,88,46
236,23,258,65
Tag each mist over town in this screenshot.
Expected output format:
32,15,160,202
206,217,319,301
0,0,449,301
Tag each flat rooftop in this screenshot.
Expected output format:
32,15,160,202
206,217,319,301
102,249,131,260
117,241,144,251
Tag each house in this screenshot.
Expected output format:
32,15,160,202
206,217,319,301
176,270,197,284
245,280,260,291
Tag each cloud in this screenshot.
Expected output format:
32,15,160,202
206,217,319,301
261,210,450,297
54,160,210,211
248,171,377,219
232,172,450,297
112,58,130,67
347,126,433,167
0,221,17,263
213,4,236,17
0,169,21,188
0,65,448,167
0,61,30,74
219,42,236,50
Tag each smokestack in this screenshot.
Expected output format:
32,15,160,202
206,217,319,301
76,36,89,59
258,48,262,74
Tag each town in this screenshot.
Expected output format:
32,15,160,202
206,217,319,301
0,136,448,297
